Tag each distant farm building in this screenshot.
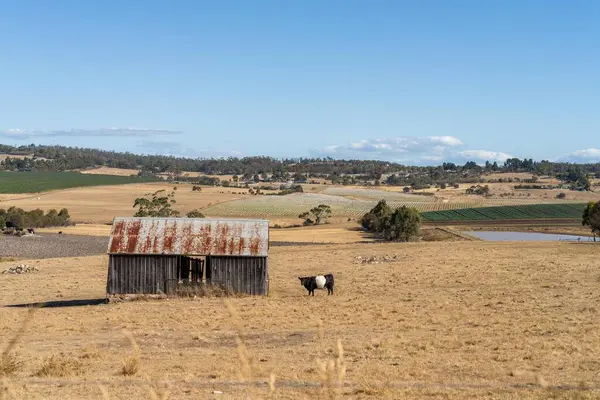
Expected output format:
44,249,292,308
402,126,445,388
106,217,269,297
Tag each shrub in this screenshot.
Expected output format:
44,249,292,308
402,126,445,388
582,201,600,239
360,200,391,232
6,213,25,229
556,192,567,199
360,200,421,242
186,209,205,218
277,184,304,195
465,185,490,196
379,206,421,242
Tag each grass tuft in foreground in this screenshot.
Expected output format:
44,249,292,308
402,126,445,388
36,355,83,377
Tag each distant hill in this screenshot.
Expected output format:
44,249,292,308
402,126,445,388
1,143,599,189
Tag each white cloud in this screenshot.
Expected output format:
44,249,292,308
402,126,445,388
312,136,468,164
430,136,464,147
555,148,600,163
0,127,182,139
136,140,242,158
457,150,513,163
310,136,521,165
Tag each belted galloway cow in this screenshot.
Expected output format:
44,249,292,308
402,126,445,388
298,274,334,296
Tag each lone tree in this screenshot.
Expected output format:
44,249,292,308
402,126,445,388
582,201,600,241
133,188,180,217
299,204,332,225
360,200,421,242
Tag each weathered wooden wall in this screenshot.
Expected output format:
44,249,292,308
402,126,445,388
107,255,268,296
206,256,268,296
106,255,180,295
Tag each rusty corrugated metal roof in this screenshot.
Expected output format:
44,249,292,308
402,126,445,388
107,217,269,256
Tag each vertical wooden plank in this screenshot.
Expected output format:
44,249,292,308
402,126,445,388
247,258,251,295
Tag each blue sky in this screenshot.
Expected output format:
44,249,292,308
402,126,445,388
1,0,598,164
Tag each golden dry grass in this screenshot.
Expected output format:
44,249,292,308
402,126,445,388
79,167,141,176
0,183,245,224
1,241,600,398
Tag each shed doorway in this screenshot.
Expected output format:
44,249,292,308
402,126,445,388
177,256,206,285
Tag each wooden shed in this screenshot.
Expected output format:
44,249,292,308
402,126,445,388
105,217,269,296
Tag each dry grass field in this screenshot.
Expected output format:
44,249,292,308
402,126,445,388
0,183,247,224
79,167,141,176
1,241,600,399
1,178,597,225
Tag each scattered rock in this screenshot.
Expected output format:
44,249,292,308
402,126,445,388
353,254,399,265
1,264,39,274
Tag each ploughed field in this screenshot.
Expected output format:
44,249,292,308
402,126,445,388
1,241,600,399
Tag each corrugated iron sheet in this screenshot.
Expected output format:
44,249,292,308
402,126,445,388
107,217,269,256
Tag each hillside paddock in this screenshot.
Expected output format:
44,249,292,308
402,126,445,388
1,241,600,399
0,183,247,224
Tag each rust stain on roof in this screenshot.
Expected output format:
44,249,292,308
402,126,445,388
107,217,269,256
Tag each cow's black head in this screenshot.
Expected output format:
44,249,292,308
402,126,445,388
298,277,310,286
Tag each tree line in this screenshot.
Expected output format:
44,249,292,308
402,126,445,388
0,207,71,229
1,143,600,187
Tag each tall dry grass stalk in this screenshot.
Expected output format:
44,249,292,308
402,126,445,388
314,320,346,399
223,299,276,396
120,329,140,376
146,384,171,400
97,384,110,400
316,319,325,354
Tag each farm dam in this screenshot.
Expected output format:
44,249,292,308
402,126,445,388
1,219,600,399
